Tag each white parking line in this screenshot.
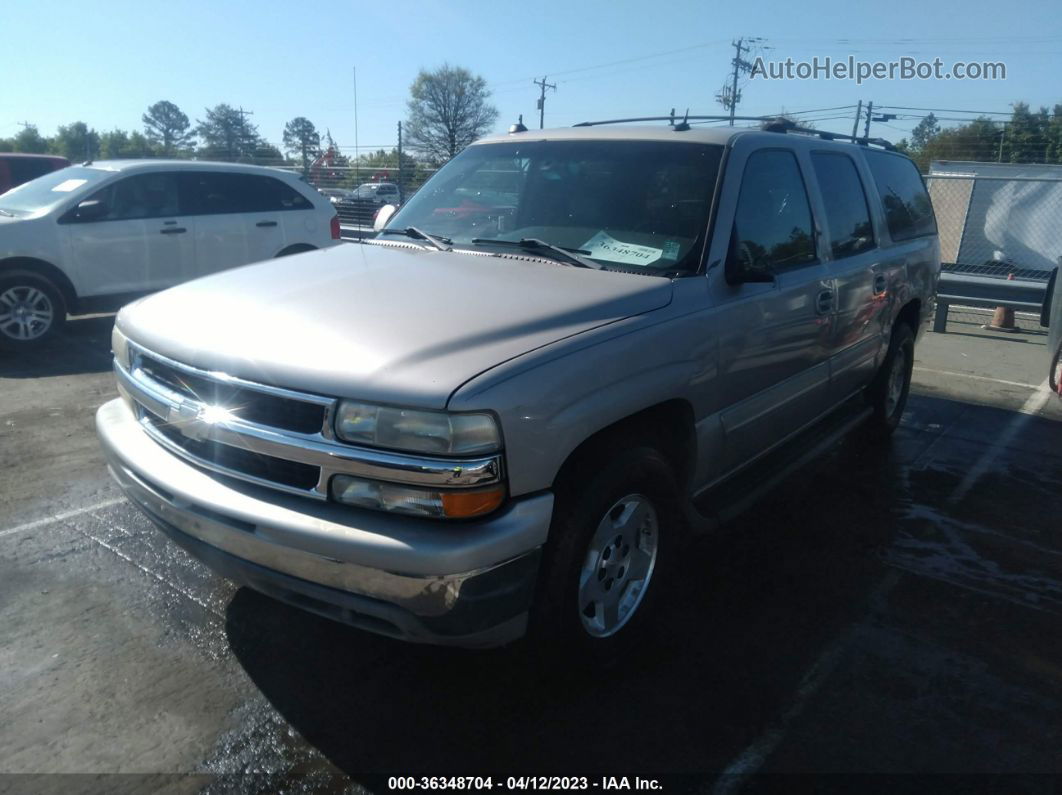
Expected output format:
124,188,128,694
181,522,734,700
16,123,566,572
913,367,1041,391
711,571,902,793
949,378,1053,505
0,497,125,540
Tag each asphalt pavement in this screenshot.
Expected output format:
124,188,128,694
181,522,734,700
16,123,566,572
1,310,1060,792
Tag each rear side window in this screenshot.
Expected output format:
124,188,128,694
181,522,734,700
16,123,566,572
181,172,313,215
863,150,936,241
729,149,817,271
811,152,875,259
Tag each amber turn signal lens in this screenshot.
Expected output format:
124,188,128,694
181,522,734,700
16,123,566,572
441,486,506,518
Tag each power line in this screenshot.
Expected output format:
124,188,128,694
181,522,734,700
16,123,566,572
876,105,1013,116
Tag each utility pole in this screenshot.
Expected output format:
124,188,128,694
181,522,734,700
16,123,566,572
728,39,747,126
863,100,873,139
534,76,556,129
353,67,360,187
851,100,863,139
397,120,403,199
997,122,1006,162
716,38,762,125
236,106,254,160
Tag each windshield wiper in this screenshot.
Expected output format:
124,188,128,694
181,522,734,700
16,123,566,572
470,238,601,269
379,227,452,252
0,209,14,217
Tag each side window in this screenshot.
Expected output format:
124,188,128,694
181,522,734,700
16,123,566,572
83,172,180,221
181,172,312,215
729,149,817,272
811,152,875,259
863,150,937,241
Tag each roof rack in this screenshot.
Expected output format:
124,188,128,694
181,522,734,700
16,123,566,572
570,113,897,151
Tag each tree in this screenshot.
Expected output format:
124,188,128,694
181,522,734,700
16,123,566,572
910,113,940,152
142,100,194,155
12,124,49,154
196,104,260,161
99,129,155,159
282,117,320,174
51,122,100,161
405,64,498,163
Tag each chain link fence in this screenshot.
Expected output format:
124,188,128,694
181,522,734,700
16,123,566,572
925,165,1062,331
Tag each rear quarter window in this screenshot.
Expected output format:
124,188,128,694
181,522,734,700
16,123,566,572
863,150,937,242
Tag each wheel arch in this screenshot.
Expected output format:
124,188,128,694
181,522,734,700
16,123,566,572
551,399,697,497
275,243,317,258
0,257,77,309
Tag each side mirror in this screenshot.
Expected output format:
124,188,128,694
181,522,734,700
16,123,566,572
373,204,397,232
74,198,109,222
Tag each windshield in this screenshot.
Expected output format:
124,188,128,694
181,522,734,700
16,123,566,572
387,139,723,273
0,166,111,215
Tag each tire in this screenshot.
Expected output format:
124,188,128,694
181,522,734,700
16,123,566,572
0,271,67,351
530,444,685,665
865,322,915,438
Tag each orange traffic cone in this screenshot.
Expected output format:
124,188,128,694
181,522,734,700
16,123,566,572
984,273,1018,332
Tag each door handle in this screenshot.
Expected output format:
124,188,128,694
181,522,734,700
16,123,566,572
815,289,833,315
256,221,278,228
159,227,187,234
873,274,887,294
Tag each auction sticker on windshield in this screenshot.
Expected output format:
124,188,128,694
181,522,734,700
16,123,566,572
581,231,662,266
51,179,88,192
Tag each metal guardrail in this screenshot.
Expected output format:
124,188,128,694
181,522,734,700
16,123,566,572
933,266,1055,333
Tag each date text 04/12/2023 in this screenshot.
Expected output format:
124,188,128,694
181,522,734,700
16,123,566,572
386,777,664,791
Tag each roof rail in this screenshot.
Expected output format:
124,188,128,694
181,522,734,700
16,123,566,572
570,114,897,151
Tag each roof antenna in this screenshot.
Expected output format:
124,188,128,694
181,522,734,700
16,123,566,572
672,108,690,132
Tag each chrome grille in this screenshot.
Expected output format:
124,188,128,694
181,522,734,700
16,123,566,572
114,342,504,502
138,354,327,433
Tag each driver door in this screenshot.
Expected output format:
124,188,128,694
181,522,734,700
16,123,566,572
61,171,195,297
706,144,835,475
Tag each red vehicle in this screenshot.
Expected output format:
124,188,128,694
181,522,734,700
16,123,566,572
0,153,70,195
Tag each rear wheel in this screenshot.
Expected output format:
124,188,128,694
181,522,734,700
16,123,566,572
865,322,915,437
0,272,67,351
530,445,684,664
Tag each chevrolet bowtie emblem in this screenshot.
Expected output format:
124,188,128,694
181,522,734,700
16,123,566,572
168,401,210,442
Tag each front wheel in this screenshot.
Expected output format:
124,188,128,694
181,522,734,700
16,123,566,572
530,445,684,663
865,322,915,437
0,272,67,351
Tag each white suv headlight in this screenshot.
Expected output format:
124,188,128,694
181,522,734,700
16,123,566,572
334,400,501,455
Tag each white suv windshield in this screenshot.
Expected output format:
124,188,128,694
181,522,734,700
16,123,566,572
0,166,110,216
387,139,723,273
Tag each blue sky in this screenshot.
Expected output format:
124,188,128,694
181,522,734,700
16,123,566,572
3,0,1060,156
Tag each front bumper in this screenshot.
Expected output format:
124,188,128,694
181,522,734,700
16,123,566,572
96,398,553,648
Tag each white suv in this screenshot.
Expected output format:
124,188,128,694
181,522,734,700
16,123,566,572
0,160,341,349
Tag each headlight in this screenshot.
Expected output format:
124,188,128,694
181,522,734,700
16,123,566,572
334,401,500,455
331,475,506,519
112,326,131,370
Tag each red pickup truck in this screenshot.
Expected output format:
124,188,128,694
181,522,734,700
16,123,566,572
0,153,70,195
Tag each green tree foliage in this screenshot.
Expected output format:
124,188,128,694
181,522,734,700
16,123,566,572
196,104,260,161
282,117,320,174
51,122,100,161
99,129,155,159
142,100,194,155
405,64,498,164
910,113,940,151
12,124,50,154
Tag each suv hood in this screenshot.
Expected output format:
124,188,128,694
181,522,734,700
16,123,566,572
118,242,673,408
